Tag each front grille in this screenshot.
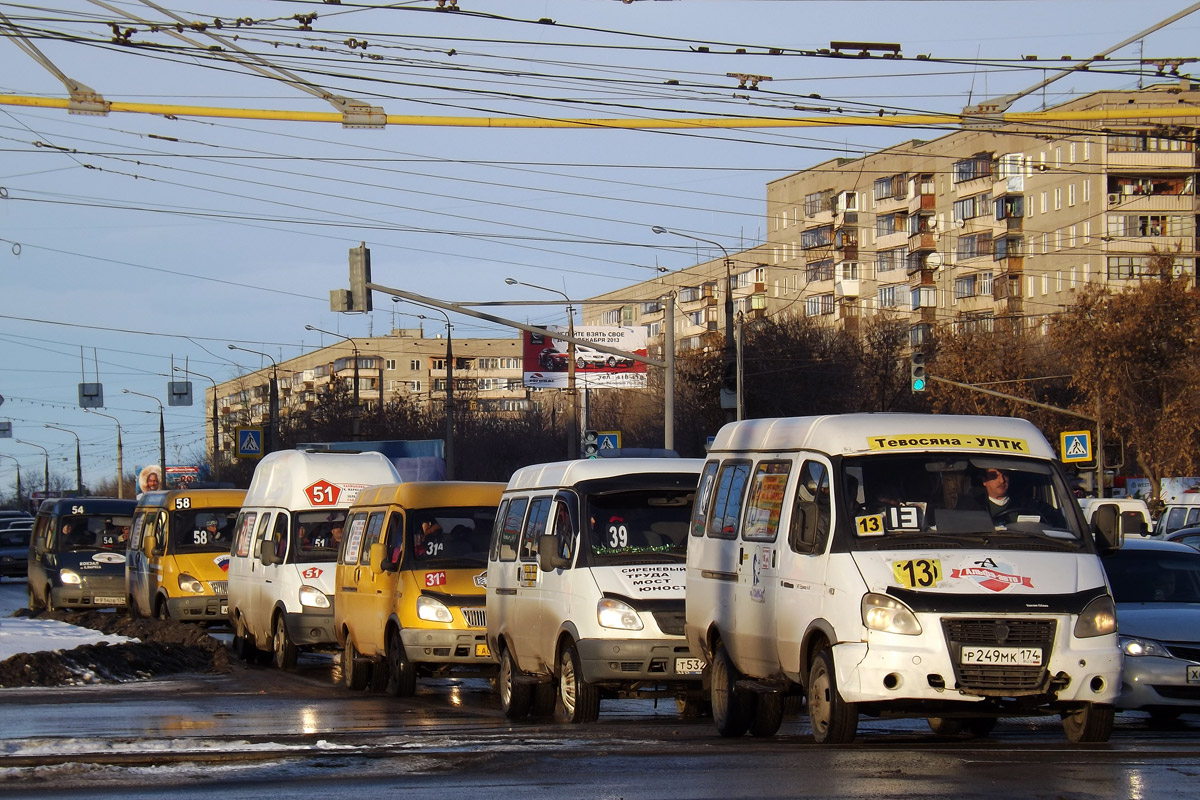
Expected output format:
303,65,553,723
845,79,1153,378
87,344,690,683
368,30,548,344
1153,686,1200,700
651,609,685,636
209,581,228,596
942,617,1056,692
461,607,486,628
1166,644,1200,662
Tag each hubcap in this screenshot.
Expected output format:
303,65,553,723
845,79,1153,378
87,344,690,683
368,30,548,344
560,652,577,715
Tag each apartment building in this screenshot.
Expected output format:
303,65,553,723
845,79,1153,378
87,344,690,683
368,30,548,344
583,83,1200,348
211,328,528,454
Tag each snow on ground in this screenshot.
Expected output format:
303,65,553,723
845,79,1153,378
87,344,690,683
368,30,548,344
0,580,132,660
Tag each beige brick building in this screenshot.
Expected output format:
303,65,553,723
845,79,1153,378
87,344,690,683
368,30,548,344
583,83,1199,350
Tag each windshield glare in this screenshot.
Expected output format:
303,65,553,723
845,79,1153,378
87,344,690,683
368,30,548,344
842,454,1081,541
584,489,693,562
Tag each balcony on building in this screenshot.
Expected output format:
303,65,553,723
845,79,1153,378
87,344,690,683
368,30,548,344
804,188,835,223
908,174,936,213
835,261,860,299
994,193,1024,232
873,172,909,212
834,226,858,261
1107,129,1197,170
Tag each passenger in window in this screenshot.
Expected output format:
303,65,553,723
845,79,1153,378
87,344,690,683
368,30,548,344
980,468,1062,526
414,516,444,557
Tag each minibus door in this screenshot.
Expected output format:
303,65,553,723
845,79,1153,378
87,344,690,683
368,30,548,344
355,510,393,655
514,495,553,669
734,459,792,676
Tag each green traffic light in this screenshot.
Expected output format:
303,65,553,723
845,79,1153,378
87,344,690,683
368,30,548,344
912,377,926,391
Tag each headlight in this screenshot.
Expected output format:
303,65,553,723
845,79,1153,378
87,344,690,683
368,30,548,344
1074,594,1117,638
861,592,922,635
60,569,82,585
298,585,330,609
1120,635,1172,658
177,574,204,594
416,595,454,623
597,597,643,631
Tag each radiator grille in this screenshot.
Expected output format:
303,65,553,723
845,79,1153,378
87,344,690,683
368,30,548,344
941,617,1055,692
209,581,228,596
461,607,486,628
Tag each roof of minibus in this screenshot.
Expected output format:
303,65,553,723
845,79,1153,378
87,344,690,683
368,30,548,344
134,488,248,511
707,413,1056,460
352,481,505,509
505,458,705,492
37,497,137,515
243,450,402,509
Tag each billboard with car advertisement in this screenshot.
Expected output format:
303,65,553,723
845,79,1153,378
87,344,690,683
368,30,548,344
521,326,648,389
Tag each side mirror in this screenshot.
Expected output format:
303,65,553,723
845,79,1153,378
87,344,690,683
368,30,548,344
1091,503,1124,554
258,539,280,566
788,500,818,552
369,542,385,573
538,533,569,571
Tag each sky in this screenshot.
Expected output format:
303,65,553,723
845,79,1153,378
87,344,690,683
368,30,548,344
1,0,1199,490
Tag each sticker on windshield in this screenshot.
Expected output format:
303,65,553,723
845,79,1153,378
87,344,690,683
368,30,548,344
855,514,886,536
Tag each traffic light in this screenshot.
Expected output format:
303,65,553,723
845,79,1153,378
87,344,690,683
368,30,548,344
582,429,599,459
348,242,373,312
910,350,927,393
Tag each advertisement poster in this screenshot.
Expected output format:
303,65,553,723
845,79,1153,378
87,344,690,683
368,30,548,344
521,326,648,389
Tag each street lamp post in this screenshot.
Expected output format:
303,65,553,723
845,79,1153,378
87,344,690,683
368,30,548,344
15,439,49,500
652,226,741,422
85,409,124,499
227,346,279,454
123,389,166,488
44,424,83,495
174,366,220,480
505,277,578,460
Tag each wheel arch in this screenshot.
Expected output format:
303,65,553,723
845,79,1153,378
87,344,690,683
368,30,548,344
799,620,836,686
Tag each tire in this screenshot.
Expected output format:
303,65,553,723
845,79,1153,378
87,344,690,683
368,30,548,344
499,646,532,719
807,649,858,744
155,598,170,620
710,643,752,738
576,358,586,370
558,641,600,724
532,682,557,718
749,691,784,738
343,638,370,691
385,629,417,697
272,614,298,670
675,693,712,719
605,356,617,367
1062,704,1115,743
927,717,997,738
231,614,256,661
27,585,40,611
783,695,805,717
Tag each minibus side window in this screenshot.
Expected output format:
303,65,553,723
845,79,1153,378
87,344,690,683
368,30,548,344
691,462,720,537
341,513,367,564
789,460,830,555
382,512,403,569
520,497,552,562
234,511,257,557
742,460,792,543
359,512,386,566
489,499,509,561
708,461,752,540
497,497,527,563
129,512,147,550
147,511,168,557
259,513,280,564
549,497,575,564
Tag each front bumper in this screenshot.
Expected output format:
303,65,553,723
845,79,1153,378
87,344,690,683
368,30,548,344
165,594,229,621
401,627,494,664
284,607,336,647
50,575,126,609
1116,655,1200,712
575,637,702,685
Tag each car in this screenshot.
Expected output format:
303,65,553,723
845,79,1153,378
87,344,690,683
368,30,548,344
1164,526,1200,550
537,347,568,372
0,527,30,580
1101,537,1200,724
574,345,631,370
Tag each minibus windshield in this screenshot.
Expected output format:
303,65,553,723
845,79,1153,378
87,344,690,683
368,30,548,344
54,514,133,553
170,508,240,554
409,506,497,566
583,489,694,564
294,510,348,563
842,454,1084,549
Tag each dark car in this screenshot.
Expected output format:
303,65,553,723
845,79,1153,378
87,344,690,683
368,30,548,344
0,527,30,579
1101,538,1200,724
27,497,136,611
538,347,569,372
1164,526,1200,551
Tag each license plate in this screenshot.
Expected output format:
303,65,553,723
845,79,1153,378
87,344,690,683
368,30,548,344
94,596,124,605
1188,665,1200,684
220,603,228,616
675,657,705,675
961,646,1041,666
475,643,491,658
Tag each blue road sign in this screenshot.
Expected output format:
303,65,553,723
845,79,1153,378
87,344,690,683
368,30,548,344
597,432,620,450
236,427,263,459
1061,430,1092,463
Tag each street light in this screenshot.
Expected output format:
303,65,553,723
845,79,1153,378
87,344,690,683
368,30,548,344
505,277,579,460
174,366,220,480
305,325,362,408
652,225,741,421
84,409,124,499
227,345,280,454
122,389,166,488
0,453,21,506
14,439,49,500
44,424,83,496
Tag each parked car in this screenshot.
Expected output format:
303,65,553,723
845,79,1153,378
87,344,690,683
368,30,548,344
1164,526,1200,551
0,527,30,579
1101,537,1200,724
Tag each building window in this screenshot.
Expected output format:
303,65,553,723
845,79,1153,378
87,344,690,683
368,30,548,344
994,195,1024,220
1107,257,1142,280
956,232,993,260
953,153,993,183
805,260,834,282
1068,184,1076,206
875,213,906,236
804,190,833,216
953,275,979,300
1082,180,1090,203
878,284,899,308
994,237,1024,260
409,359,420,370
805,294,835,316
952,194,989,222
1053,187,1062,210
679,287,700,303
802,225,833,249
873,173,907,201
1109,215,1183,237
1108,131,1195,152
1040,192,1047,214
876,248,905,274
410,380,422,392
385,359,396,371
911,285,937,309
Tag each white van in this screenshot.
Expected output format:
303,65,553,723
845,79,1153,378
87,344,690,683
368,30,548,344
486,457,706,722
227,450,401,669
1078,497,1151,537
686,413,1124,744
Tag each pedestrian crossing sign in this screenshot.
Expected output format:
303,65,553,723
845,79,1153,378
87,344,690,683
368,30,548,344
598,431,621,451
236,426,264,459
1060,430,1092,464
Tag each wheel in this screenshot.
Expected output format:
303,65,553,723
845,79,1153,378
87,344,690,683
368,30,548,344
127,595,140,619
605,356,617,367
155,598,170,620
710,643,752,738
27,584,40,611
343,638,370,691
558,641,600,723
384,629,417,697
675,693,712,719
45,586,57,613
532,682,557,718
927,717,997,738
231,614,256,661
1062,704,1114,743
807,649,858,744
749,691,784,738
499,646,532,719
576,357,586,369
783,695,805,717
272,614,298,670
